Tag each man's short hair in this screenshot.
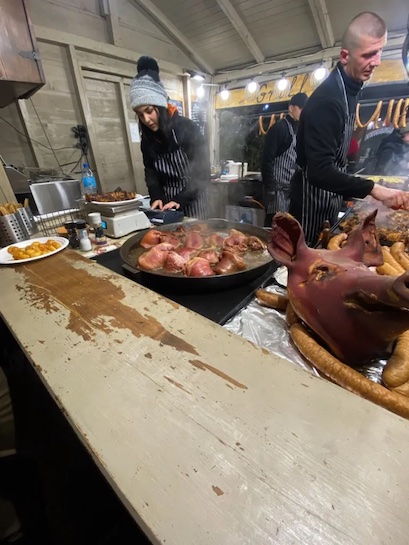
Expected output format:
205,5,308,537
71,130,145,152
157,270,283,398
341,12,387,51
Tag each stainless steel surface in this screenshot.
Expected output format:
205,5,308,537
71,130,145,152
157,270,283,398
30,180,82,215
0,212,30,247
84,201,140,217
4,165,30,194
16,206,38,236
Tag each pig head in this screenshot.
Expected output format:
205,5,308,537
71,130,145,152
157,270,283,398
268,211,409,365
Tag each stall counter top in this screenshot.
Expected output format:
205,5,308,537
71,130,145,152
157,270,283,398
1,250,409,545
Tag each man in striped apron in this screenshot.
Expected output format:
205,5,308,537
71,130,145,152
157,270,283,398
261,93,308,227
289,12,409,247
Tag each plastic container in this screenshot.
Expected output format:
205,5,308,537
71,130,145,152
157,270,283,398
81,163,97,195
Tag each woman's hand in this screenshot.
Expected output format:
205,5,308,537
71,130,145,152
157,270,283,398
162,201,181,211
151,200,163,210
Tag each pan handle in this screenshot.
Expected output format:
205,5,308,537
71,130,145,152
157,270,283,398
122,263,143,278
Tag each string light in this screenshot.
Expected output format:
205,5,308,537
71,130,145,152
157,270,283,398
220,88,230,100
276,75,289,92
246,80,259,94
312,66,329,82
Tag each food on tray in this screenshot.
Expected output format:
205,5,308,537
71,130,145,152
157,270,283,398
267,211,409,365
340,196,409,245
85,190,138,202
290,322,409,420
382,331,409,391
255,290,288,311
136,224,268,277
8,239,62,260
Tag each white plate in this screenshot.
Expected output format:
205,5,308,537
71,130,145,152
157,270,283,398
90,196,142,206
0,237,69,265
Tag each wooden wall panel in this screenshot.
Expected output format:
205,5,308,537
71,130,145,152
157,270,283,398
84,76,135,193
30,0,109,44
0,102,36,168
19,41,84,176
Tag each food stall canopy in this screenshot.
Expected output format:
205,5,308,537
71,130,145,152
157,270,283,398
130,0,408,81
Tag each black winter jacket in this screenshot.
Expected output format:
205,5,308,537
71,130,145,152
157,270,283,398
291,63,374,200
141,113,210,208
374,130,409,175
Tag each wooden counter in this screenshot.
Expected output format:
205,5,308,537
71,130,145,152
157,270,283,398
1,249,409,545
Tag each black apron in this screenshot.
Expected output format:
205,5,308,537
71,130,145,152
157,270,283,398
266,118,297,215
153,130,208,219
301,68,355,246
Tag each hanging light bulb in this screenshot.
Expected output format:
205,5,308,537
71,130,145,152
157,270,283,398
246,80,259,94
313,66,329,82
196,85,205,98
276,76,289,92
220,88,230,101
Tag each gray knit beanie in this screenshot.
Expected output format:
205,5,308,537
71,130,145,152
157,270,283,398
130,56,168,110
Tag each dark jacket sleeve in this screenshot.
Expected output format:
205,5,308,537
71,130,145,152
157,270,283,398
173,118,210,207
302,98,374,198
141,137,166,204
261,121,291,204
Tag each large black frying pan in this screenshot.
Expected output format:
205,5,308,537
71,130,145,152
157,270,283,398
120,218,274,292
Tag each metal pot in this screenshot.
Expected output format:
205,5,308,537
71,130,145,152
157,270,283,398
119,218,274,292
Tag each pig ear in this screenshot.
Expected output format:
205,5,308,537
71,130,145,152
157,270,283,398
342,210,383,266
268,213,306,267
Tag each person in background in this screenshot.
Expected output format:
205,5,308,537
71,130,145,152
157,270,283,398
289,12,409,246
130,56,210,219
374,120,409,175
346,136,360,172
261,92,308,227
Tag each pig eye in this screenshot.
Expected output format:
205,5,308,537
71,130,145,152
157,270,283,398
313,264,334,281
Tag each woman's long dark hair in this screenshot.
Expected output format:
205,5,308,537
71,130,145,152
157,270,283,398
139,106,173,145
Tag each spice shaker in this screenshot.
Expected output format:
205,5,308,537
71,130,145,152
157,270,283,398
64,221,80,249
87,212,107,245
75,219,92,252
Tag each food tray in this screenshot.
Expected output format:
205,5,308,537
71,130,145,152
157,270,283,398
339,196,409,245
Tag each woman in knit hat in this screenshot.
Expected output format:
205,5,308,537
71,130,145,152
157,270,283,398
130,56,210,219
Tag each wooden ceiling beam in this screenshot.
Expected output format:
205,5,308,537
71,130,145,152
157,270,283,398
128,0,214,74
307,0,334,49
213,34,405,83
216,0,264,64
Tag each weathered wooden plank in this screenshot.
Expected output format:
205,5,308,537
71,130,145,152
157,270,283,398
1,251,409,545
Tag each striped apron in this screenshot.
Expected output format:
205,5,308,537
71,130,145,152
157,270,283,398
301,68,355,246
153,130,208,219
266,118,297,215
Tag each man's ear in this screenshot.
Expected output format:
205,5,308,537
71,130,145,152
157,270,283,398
339,48,349,65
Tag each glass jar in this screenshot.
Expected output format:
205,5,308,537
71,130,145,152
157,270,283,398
64,221,80,249
87,212,107,246
75,219,92,252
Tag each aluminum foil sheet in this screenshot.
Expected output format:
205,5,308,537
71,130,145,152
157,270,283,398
224,266,388,383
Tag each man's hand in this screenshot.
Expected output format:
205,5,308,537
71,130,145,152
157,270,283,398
370,185,409,211
162,201,181,211
151,200,163,210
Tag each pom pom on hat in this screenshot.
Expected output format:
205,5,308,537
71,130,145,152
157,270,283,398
137,56,160,75
130,55,168,110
